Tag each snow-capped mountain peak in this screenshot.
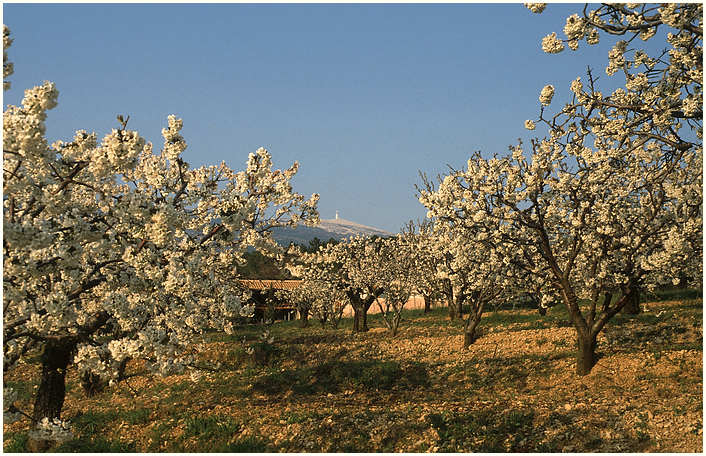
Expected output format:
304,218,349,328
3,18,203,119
315,218,393,238
271,217,393,245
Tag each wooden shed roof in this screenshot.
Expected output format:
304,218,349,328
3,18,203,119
237,279,301,290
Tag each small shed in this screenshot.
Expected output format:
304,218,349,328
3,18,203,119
237,279,301,321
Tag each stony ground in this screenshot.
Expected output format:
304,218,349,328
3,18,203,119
4,296,703,452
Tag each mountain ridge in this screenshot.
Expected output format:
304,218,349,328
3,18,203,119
271,218,394,246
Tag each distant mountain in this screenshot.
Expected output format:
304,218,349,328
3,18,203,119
271,218,394,246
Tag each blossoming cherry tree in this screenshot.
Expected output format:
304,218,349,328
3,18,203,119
3,25,319,447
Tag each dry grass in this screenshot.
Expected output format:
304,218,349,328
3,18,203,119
4,295,703,452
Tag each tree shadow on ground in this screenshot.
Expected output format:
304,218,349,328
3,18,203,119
250,358,430,397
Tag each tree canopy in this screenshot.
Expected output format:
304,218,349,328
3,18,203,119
3,24,319,444
420,3,702,375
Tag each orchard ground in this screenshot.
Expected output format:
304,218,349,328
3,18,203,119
3,290,702,452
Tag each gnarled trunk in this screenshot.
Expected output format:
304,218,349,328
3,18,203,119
298,307,310,328
620,291,641,315
422,293,434,314
33,339,74,422
462,299,485,350
347,288,382,333
352,304,369,332
30,338,75,451
448,294,463,320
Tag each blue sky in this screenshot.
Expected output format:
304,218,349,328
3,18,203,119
4,3,634,233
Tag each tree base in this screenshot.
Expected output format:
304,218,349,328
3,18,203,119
28,436,54,453
620,292,642,315
575,335,598,376
463,331,477,350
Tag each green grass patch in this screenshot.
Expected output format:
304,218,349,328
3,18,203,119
285,409,328,424
146,421,174,452
4,381,38,404
123,408,151,425
649,288,703,302
56,436,137,453
481,310,562,329
70,410,121,437
222,435,268,452
21,409,140,453
184,415,241,440
3,432,29,453
251,359,430,396
429,406,536,452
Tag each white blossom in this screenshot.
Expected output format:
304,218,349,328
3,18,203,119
524,3,547,14
240,303,256,318
3,24,319,430
431,3,702,375
259,330,275,344
28,418,74,443
563,14,587,42
542,32,565,54
586,29,600,45
189,370,203,382
539,85,555,106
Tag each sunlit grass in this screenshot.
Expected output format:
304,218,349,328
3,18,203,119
3,289,701,453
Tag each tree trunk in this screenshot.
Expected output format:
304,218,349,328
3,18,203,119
601,292,613,312
30,339,75,451
575,332,598,376
331,305,344,330
298,307,310,328
558,284,597,377
352,304,369,332
347,288,381,333
448,294,463,320
463,331,475,349
423,294,433,314
463,302,484,349
620,291,641,315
